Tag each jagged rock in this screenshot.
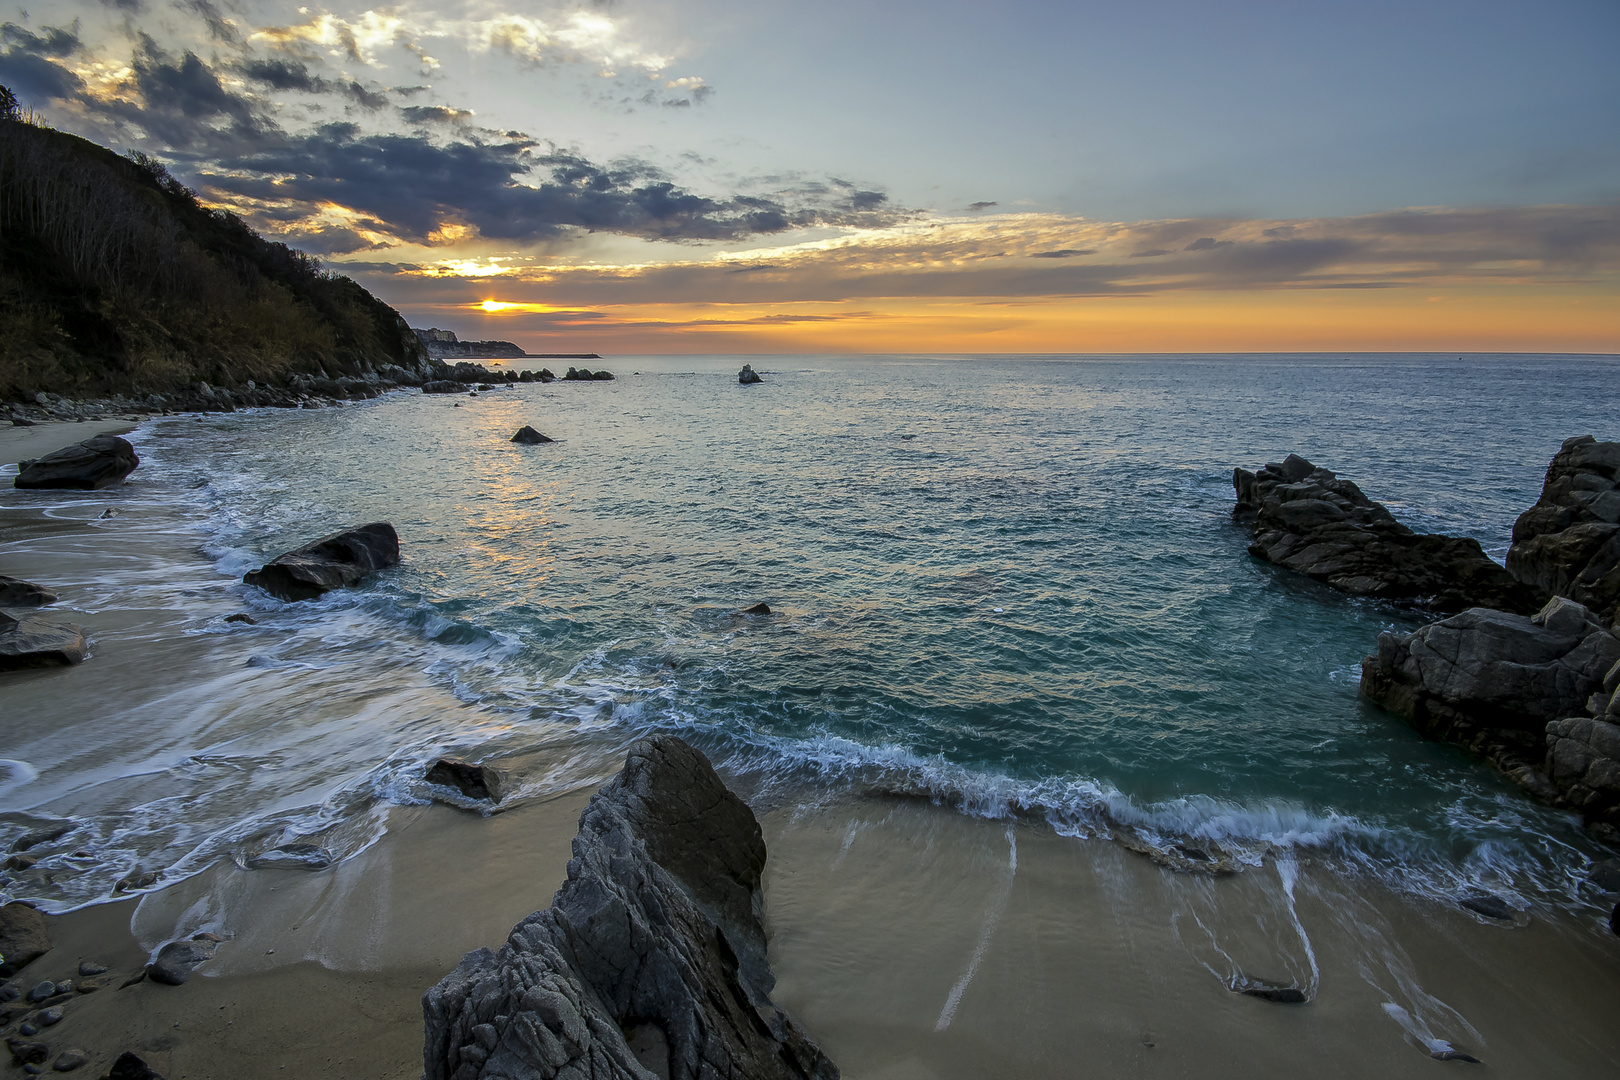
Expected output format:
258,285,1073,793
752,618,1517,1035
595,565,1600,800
0,576,57,606
738,364,763,385
104,1051,165,1079
146,933,222,986
510,426,554,445
1507,436,1620,623
562,367,615,382
423,735,838,1080
242,522,400,602
737,602,771,615
0,903,50,976
423,381,464,394
1233,454,1544,613
424,759,502,804
0,612,88,670
1361,596,1620,785
13,435,139,491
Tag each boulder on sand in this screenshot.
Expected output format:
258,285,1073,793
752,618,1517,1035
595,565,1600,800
422,735,838,1080
1360,596,1620,788
147,933,222,986
0,611,87,669
424,759,503,803
13,434,139,490
1232,453,1544,614
0,575,57,606
1506,435,1620,623
0,902,51,976
510,426,554,445
242,522,400,602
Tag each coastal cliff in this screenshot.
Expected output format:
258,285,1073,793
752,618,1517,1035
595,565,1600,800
0,98,432,400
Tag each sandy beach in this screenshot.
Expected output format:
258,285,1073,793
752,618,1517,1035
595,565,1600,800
2,420,140,469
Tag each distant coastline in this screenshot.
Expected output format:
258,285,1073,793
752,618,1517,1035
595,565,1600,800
411,327,598,362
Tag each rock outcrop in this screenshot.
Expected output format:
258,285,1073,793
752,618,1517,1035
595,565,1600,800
242,522,400,602
1361,596,1620,790
0,575,57,606
511,426,554,445
562,367,615,382
738,364,762,385
1506,436,1620,623
13,435,139,490
422,735,837,1080
1233,454,1543,613
0,902,50,976
0,611,87,669
424,759,503,804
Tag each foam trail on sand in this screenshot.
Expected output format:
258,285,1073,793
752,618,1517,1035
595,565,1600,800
936,824,1017,1031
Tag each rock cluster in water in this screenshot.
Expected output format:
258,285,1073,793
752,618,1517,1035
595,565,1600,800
423,735,838,1080
1506,435,1620,623
242,522,401,602
1232,453,1543,613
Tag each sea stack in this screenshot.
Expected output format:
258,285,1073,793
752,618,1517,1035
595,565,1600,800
422,735,838,1080
739,363,763,384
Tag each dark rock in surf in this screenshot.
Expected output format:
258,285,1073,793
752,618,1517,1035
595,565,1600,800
1232,454,1544,614
422,381,463,394
1431,1048,1482,1063
1460,894,1514,921
510,426,553,445
562,367,615,382
223,613,256,625
245,843,334,870
13,435,139,491
1234,976,1307,1004
1589,858,1620,892
0,612,87,670
422,735,838,1080
242,522,400,602
738,364,763,384
105,1051,166,1079
0,575,57,607
147,933,222,986
737,602,771,615
424,759,503,804
1361,597,1620,794
1506,436,1620,623
0,903,51,976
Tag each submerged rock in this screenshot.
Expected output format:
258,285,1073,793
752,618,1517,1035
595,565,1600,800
737,602,771,615
510,426,554,445
245,843,334,870
243,522,401,602
13,435,139,490
1361,596,1620,794
0,612,87,670
0,904,50,976
1460,894,1514,921
147,933,222,986
738,364,763,384
1232,454,1543,614
424,759,503,804
1506,436,1620,623
0,576,57,606
423,735,837,1080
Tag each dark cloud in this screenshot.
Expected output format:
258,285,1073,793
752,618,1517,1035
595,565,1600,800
967,201,997,211
180,0,239,44
1,23,84,58
1184,237,1233,251
239,58,326,92
0,46,85,103
98,0,144,11
400,105,473,125
1030,248,1093,258
1130,249,1170,257
344,81,389,110
129,36,263,142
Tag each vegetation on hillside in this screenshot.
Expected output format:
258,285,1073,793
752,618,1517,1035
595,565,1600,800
0,87,428,399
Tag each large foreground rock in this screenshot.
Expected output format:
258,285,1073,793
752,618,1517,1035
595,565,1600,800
1506,435,1620,623
0,575,57,606
0,611,87,669
422,735,838,1080
0,902,50,976
1233,454,1543,613
13,435,139,490
243,522,401,602
1361,596,1620,786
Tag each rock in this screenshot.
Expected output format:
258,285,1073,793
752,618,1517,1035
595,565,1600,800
11,417,35,426
223,613,256,625
104,1052,164,1079
37,1006,61,1026
73,981,98,994
1360,598,1620,778
0,612,88,670
1232,454,1544,613
0,906,51,977
0,576,57,606
423,759,502,803
244,843,333,870
76,962,106,978
0,983,16,1003
737,602,771,615
51,1049,86,1071
561,367,615,382
422,735,838,1080
1545,716,1620,832
25,981,55,1002
1589,858,1620,891
113,869,157,894
510,426,553,445
11,824,72,852
422,381,464,394
146,934,221,986
1612,903,1620,935
1507,436,1620,622
13,436,139,491
4,854,37,870
19,1021,37,1035
1430,1047,1482,1063
243,522,401,602
1461,895,1513,922
7,1039,48,1066
739,364,763,384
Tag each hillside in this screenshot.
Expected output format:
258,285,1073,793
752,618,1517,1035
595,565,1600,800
0,92,433,400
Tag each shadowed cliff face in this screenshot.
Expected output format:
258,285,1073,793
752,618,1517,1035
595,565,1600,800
0,108,429,398
423,735,839,1080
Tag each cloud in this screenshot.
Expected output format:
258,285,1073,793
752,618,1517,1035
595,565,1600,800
1031,248,1093,258
1184,237,1233,251
1,23,84,58
180,0,239,45
968,201,998,212
400,105,474,125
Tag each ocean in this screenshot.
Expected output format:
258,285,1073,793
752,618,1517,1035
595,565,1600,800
3,351,1618,925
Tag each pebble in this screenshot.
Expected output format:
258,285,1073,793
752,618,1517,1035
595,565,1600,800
38,1006,63,1026
26,981,55,1002
20,1020,39,1035
0,982,18,1003
74,981,100,994
51,1050,87,1072
52,981,71,996
77,962,107,977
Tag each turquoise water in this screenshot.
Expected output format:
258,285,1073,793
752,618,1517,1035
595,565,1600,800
3,353,1618,913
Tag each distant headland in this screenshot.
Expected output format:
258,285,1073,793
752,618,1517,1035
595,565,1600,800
411,328,599,362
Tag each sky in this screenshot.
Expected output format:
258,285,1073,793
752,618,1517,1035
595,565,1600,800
4,0,1618,353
